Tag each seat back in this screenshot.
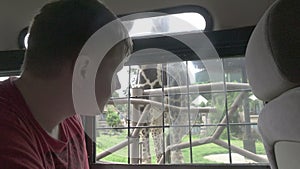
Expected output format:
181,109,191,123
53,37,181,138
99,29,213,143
275,141,300,169
245,0,300,168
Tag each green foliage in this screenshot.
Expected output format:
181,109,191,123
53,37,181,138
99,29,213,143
106,106,121,128
220,129,229,140
200,101,206,107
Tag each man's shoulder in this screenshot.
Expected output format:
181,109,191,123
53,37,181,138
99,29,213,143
0,80,11,102
63,114,85,135
0,99,26,129
0,78,29,125
0,78,19,103
0,79,15,113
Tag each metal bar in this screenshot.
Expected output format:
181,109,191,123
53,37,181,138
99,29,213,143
161,137,214,157
222,59,232,163
242,67,255,153
96,122,258,130
90,163,271,169
127,66,132,164
144,82,251,95
125,88,252,98
107,98,216,113
156,135,268,164
186,61,193,164
161,63,166,164
96,105,151,161
96,139,131,161
142,88,252,96
130,88,144,164
211,92,246,139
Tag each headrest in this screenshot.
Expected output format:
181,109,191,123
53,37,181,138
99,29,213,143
245,0,300,102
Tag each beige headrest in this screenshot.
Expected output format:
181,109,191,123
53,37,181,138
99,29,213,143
245,0,300,102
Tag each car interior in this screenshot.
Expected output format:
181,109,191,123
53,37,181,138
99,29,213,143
1,0,299,169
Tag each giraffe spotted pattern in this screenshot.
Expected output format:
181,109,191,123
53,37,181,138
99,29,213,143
135,62,189,164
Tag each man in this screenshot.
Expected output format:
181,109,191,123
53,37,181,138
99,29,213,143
0,0,131,168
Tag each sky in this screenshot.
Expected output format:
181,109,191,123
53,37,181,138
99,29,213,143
127,12,206,37
114,12,206,96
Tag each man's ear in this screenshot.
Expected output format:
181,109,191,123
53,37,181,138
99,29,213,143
78,55,90,80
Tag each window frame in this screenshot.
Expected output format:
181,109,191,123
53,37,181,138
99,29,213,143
88,25,270,168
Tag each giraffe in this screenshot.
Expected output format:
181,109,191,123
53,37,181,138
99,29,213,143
135,62,189,164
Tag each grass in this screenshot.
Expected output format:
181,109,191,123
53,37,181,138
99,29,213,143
96,131,128,163
96,131,266,164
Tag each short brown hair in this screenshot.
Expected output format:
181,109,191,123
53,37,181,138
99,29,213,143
23,0,127,78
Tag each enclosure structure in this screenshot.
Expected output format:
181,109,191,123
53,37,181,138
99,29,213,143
92,27,268,166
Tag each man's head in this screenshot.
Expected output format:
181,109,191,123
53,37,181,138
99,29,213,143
21,0,132,115
23,0,130,79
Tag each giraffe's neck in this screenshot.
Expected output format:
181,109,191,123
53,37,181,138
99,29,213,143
137,64,166,89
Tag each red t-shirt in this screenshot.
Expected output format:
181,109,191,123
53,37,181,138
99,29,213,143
0,78,89,169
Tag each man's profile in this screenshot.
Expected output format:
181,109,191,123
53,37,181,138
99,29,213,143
0,0,131,168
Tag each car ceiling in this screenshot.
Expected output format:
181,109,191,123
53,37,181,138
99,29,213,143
0,0,275,51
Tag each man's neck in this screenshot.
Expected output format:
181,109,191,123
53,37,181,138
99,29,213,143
14,73,74,137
